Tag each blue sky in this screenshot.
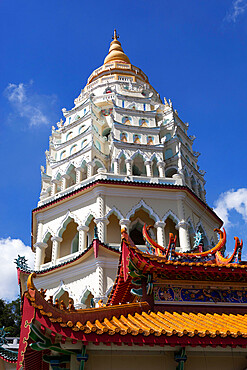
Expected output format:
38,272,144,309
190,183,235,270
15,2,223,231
0,0,247,299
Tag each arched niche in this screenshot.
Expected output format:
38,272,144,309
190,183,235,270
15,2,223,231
119,155,127,175
165,167,177,178
93,159,104,175
191,176,197,193
43,233,52,264
107,213,121,245
81,289,95,308
164,217,180,249
66,164,76,187
130,210,156,246
80,160,87,181
132,154,146,176
55,289,74,308
152,158,159,177
59,219,79,258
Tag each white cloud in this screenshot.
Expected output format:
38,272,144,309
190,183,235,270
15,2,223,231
225,0,247,22
0,237,34,301
214,188,247,228
4,81,57,127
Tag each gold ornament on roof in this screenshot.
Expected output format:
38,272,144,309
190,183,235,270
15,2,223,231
104,29,130,64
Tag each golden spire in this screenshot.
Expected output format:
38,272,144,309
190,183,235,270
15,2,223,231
104,29,130,64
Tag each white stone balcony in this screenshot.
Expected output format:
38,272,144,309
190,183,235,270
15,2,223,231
38,172,183,207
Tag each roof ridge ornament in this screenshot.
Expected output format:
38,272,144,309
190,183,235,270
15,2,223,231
112,29,119,41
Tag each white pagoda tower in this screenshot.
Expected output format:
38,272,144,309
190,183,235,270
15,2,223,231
28,30,222,308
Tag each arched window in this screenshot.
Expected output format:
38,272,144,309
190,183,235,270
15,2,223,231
192,162,196,169
119,156,127,174
120,132,128,142
177,134,183,143
70,145,77,155
93,159,104,175
132,155,146,176
139,119,148,127
60,151,66,160
66,164,76,187
152,158,159,177
107,213,121,246
165,149,173,160
43,234,52,264
164,217,180,249
130,210,156,246
133,134,141,144
79,125,85,134
122,116,132,125
147,136,154,145
66,131,73,141
59,219,79,258
165,167,177,178
81,139,87,148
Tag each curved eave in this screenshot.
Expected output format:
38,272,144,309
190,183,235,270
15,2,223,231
22,291,247,348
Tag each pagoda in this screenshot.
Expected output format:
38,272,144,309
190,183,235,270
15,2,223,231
13,31,247,370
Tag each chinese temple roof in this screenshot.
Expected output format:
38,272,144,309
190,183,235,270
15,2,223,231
20,280,247,349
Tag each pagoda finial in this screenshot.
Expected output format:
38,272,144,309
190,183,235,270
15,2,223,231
113,29,119,40
104,29,130,64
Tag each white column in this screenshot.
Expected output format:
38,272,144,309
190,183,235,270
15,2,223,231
113,159,119,174
34,242,47,270
94,218,109,243
51,236,63,265
176,196,190,251
176,221,190,252
178,142,183,174
94,263,104,305
119,219,131,233
61,174,70,191
155,221,166,248
51,179,59,195
158,162,165,178
87,161,94,177
126,159,132,176
145,161,152,177
75,167,83,184
77,225,89,252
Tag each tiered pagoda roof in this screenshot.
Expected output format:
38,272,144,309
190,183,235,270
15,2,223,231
17,225,246,368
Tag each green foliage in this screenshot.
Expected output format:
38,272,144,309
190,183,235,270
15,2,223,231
0,298,21,337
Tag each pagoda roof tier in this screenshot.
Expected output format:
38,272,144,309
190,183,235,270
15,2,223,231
18,279,247,356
